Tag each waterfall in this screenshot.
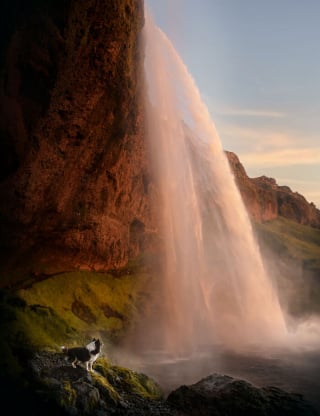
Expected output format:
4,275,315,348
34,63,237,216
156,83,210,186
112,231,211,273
141,12,287,357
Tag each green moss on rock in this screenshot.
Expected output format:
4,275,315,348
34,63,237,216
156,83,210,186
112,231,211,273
91,371,121,404
60,380,77,410
95,357,163,401
20,351,166,415
0,257,155,387
16,263,152,344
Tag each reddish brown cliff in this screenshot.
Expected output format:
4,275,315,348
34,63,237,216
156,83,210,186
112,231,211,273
226,151,320,228
1,1,318,287
0,0,155,280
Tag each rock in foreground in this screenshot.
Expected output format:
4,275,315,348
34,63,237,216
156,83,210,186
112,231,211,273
167,374,317,416
8,351,174,416
3,349,318,416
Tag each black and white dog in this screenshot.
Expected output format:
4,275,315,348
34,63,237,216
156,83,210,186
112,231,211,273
61,338,102,372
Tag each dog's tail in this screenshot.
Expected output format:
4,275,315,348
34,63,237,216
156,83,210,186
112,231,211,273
61,346,68,354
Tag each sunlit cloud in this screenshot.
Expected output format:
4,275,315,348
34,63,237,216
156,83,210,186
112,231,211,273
239,148,320,167
216,107,287,119
277,177,320,187
204,99,320,207
296,190,320,207
276,178,320,202
202,95,286,120
305,190,320,202
219,125,294,151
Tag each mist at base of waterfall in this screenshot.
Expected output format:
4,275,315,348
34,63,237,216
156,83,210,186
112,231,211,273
121,341,320,412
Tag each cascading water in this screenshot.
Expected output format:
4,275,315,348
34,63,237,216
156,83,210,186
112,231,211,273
140,11,288,357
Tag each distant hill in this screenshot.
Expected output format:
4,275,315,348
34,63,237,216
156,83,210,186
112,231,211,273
226,151,320,316
255,217,320,316
226,151,320,228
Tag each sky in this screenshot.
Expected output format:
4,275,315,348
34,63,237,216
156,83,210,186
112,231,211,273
147,0,320,208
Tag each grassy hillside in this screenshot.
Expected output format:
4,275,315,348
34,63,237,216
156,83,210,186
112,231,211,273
255,217,320,266
254,217,320,315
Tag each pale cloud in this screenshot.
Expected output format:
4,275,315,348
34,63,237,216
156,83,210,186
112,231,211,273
216,107,286,119
219,124,294,151
298,190,320,208
297,190,319,207
277,177,320,187
203,97,320,207
305,190,320,204
202,95,286,120
275,178,320,201
239,148,320,167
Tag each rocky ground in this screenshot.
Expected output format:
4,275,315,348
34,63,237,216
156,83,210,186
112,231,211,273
3,348,317,416
168,374,318,416
3,350,173,416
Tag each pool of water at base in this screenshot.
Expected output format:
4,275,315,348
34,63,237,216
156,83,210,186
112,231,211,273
130,346,320,413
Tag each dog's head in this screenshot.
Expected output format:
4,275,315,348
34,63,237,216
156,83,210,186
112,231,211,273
95,338,102,352
86,338,102,352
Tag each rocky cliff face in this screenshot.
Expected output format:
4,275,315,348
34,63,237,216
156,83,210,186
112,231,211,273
1,0,319,286
226,151,320,228
0,0,156,280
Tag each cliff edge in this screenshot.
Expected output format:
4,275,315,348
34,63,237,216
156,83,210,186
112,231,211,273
226,151,320,228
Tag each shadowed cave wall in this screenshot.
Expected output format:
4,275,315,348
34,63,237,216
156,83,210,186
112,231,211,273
0,0,158,284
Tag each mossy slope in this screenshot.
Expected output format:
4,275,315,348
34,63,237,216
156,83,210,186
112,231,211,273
254,217,320,315
2,350,165,415
17,268,150,347
0,255,167,415
255,217,320,267
0,257,153,384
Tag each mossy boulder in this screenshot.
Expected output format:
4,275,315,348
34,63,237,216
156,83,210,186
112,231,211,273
25,351,167,415
95,358,163,400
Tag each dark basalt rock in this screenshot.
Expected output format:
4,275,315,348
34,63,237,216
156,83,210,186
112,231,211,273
3,345,318,416
25,351,174,416
167,373,318,416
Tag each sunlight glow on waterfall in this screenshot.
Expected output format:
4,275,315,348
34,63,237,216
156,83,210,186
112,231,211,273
140,11,288,356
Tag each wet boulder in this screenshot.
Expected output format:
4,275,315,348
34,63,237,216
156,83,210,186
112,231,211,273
167,373,317,416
